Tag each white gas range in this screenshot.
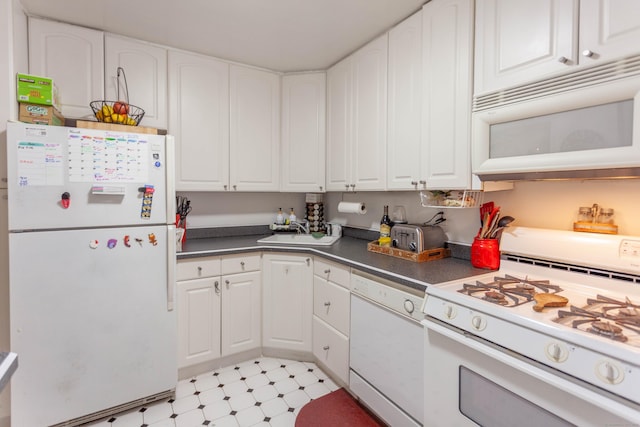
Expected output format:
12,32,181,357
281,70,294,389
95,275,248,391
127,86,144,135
422,227,640,427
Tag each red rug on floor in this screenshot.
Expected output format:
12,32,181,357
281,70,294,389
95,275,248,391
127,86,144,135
295,388,386,426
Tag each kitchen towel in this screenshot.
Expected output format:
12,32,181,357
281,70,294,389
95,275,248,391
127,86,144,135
338,201,367,215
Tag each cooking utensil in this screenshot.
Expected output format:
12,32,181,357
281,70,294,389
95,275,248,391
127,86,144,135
479,202,494,226
489,215,515,238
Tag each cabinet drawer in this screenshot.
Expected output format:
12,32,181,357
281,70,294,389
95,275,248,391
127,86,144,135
176,256,221,281
221,253,261,275
314,258,350,289
313,316,349,385
313,276,350,336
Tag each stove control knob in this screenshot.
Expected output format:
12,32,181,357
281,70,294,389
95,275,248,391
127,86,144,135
443,304,457,320
471,314,487,331
595,360,624,385
545,342,569,363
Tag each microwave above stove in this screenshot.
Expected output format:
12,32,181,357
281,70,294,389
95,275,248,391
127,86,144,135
472,67,640,181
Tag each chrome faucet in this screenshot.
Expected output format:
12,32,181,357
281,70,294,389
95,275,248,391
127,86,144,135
291,220,310,234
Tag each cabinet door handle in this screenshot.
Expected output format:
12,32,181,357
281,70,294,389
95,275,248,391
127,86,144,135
323,345,330,350
557,56,569,64
306,258,310,266
233,184,237,190
224,184,228,191
350,184,355,190
240,261,245,269
324,269,330,274
319,185,323,191
324,301,331,307
214,280,220,295
411,180,418,186
197,266,202,275
345,184,349,190
582,49,595,58
419,180,426,185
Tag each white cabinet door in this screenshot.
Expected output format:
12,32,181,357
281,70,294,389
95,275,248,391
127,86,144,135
229,65,280,191
28,17,104,119
326,57,352,192
312,316,349,385
221,271,261,356
422,0,474,189
579,0,640,66
169,50,229,191
262,254,313,352
177,277,221,368
326,35,388,192
474,0,577,95
281,73,326,193
105,35,168,129
387,11,423,190
351,34,388,191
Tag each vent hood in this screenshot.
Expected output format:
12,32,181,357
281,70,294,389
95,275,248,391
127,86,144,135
472,56,640,182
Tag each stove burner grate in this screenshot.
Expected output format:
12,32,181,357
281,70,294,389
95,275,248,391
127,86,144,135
555,294,640,346
458,274,564,307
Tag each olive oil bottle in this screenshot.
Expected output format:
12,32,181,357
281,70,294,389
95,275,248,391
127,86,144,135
379,205,392,246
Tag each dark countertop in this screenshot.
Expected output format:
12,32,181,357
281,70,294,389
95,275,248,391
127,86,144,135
179,233,488,292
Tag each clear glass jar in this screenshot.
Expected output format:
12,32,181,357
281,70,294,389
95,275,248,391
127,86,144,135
578,207,593,222
598,208,614,224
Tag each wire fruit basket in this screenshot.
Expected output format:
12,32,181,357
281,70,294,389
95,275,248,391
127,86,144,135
90,67,145,126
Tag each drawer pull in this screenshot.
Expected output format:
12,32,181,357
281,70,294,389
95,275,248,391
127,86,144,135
323,345,330,350
324,301,331,307
240,261,245,269
197,266,202,274
324,269,330,274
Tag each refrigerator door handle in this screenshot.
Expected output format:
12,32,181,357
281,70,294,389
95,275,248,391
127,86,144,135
167,224,176,311
165,135,176,224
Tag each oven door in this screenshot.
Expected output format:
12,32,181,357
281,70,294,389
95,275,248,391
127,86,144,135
423,318,640,427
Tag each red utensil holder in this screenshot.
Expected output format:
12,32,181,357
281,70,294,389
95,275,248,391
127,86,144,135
471,237,500,270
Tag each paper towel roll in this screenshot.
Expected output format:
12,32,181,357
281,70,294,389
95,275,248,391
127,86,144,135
338,201,367,215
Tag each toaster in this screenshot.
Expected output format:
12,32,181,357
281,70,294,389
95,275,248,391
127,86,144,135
391,224,447,252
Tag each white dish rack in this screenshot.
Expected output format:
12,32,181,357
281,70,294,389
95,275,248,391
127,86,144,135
420,190,482,208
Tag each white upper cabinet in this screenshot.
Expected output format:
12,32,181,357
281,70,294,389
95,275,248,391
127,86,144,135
169,50,230,191
229,65,280,191
326,57,352,191
326,34,388,192
28,17,104,119
280,73,326,193
475,0,640,95
105,35,168,129
387,11,423,190
421,0,474,190
579,0,640,65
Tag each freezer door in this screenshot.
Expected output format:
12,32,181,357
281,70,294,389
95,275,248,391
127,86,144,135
9,225,176,426
6,122,168,230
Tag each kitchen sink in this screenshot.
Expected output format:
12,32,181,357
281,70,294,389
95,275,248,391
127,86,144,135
257,234,340,246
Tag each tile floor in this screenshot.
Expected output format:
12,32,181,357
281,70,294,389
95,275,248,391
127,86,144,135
86,357,339,427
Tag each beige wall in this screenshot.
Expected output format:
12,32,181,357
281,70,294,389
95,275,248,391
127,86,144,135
182,177,640,244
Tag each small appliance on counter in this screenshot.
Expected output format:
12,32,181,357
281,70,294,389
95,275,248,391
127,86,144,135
390,224,447,252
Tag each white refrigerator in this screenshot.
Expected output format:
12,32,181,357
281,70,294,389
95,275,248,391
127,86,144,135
6,121,177,426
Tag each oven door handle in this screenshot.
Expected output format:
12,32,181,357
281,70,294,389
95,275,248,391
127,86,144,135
423,318,640,422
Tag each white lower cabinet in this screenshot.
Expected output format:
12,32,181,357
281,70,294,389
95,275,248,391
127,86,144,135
176,257,222,368
177,254,261,369
262,253,313,352
312,258,350,384
221,255,261,357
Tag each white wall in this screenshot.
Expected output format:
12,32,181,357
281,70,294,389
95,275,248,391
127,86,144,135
1,0,28,424
184,177,640,244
